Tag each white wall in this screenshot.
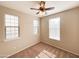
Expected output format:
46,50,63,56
40,7,79,56
0,6,40,57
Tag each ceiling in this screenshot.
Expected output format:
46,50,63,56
0,1,79,17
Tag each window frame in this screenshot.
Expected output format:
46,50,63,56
5,14,20,41
49,17,60,41
33,20,39,35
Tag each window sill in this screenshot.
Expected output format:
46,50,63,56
4,37,20,42
49,38,60,41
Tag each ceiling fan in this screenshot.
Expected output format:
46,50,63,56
30,1,55,15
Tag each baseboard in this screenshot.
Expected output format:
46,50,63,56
6,41,40,58
41,41,79,56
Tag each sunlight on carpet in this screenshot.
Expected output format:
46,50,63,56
35,50,56,58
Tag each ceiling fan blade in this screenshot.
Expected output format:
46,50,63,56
45,7,55,10
36,12,39,14
30,8,39,10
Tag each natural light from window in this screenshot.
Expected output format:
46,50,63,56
35,50,56,58
5,14,19,40
33,20,39,34
49,17,60,41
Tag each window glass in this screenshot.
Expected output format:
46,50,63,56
49,17,60,40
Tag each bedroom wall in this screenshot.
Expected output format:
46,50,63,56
40,7,79,56
0,6,40,57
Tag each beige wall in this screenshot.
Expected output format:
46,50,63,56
40,7,79,56
0,6,40,57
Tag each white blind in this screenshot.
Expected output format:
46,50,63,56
33,20,39,34
5,14,19,40
49,17,60,40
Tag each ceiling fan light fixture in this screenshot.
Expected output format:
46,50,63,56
38,11,45,17
30,1,55,17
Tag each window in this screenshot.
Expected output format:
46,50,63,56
5,14,19,40
49,17,60,40
33,20,39,34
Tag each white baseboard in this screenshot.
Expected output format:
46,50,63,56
42,41,79,56
6,41,40,58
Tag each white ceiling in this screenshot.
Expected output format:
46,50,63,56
0,1,79,17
